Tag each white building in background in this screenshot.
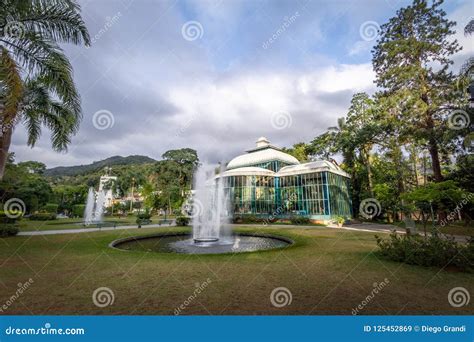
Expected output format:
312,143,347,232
99,175,117,208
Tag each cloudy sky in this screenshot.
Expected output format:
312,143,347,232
11,0,473,167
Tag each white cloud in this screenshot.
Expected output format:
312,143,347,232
12,62,375,167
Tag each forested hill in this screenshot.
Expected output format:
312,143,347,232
44,155,157,177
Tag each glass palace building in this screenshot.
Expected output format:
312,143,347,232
220,137,352,222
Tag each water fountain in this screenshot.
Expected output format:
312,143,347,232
191,164,231,244
84,187,105,226
110,163,293,254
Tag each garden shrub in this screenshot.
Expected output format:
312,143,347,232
137,212,152,220
175,216,190,226
0,225,19,237
72,204,85,218
0,211,21,224
136,211,152,225
375,232,474,273
41,203,59,214
29,213,56,221
232,216,243,224
290,215,311,225
233,215,272,224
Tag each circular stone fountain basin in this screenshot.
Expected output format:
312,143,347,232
110,233,293,255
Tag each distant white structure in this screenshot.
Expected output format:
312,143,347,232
99,168,117,208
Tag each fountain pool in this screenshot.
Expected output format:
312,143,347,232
109,164,293,254
110,232,292,254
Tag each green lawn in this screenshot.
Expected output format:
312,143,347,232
16,215,168,232
0,226,472,315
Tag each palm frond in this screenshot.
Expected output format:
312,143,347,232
1,32,81,115
18,0,90,46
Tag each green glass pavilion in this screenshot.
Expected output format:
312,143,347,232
220,137,352,222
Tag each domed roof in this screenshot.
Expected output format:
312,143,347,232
227,138,299,170
220,167,275,177
278,160,350,178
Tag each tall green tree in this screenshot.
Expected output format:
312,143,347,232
345,93,382,195
372,0,465,182
0,0,90,179
282,142,310,162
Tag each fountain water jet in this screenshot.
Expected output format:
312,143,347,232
191,164,231,244
84,187,105,225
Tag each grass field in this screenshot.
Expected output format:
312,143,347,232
0,226,472,315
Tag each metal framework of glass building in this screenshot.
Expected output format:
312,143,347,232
220,137,352,221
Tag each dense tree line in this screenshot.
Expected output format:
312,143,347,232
0,148,199,216
285,0,473,225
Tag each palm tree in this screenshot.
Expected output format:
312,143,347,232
0,0,90,179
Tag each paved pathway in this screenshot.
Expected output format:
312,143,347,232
18,221,175,236
234,222,470,242
232,222,404,233
326,222,405,233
